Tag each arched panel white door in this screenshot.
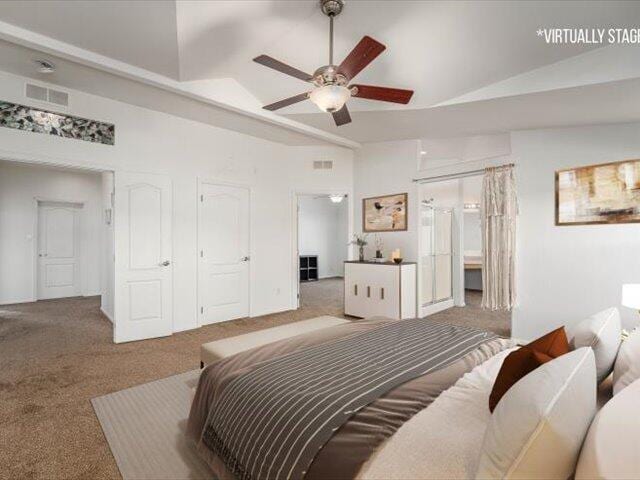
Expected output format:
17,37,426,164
198,182,250,325
114,172,172,343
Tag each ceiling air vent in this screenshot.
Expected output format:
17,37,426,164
313,160,333,170
25,83,69,107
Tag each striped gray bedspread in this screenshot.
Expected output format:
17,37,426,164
201,318,497,480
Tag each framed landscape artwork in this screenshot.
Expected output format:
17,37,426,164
555,159,640,226
363,193,408,232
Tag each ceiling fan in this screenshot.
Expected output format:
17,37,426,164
253,0,414,126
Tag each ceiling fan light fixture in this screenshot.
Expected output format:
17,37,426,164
309,85,351,113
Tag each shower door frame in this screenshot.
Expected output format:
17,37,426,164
418,203,456,318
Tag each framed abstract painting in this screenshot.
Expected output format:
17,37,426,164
362,193,408,232
555,159,640,226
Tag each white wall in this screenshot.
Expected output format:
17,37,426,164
0,161,103,304
512,123,640,339
0,70,354,333
354,140,421,261
336,196,349,271
462,176,482,254
463,212,481,253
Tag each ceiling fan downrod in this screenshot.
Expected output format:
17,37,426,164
321,0,344,66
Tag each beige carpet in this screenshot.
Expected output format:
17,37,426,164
0,283,344,480
91,370,212,480
0,278,508,480
429,290,511,338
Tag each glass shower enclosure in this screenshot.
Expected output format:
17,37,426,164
420,202,453,311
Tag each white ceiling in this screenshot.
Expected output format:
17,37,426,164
0,1,180,78
1,1,640,146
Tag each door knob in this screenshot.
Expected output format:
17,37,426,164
241,256,250,262
159,260,171,266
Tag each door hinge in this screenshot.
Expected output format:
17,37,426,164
200,307,203,314
200,250,203,257
200,195,203,202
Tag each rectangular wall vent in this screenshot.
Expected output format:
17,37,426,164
25,83,47,102
25,83,69,107
48,89,69,107
313,160,333,170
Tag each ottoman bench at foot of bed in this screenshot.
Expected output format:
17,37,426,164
200,315,350,367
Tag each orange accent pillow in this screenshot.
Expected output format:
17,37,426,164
528,326,570,358
489,327,570,412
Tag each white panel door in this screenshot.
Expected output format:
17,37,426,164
114,172,172,343
198,183,250,325
37,202,81,299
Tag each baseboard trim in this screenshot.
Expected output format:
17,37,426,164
100,306,114,323
251,305,292,318
0,297,35,306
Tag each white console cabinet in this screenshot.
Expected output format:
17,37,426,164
344,261,416,320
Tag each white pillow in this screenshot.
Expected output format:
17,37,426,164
612,327,640,395
576,377,640,479
570,308,621,383
475,348,597,480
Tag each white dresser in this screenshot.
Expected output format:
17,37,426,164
344,261,416,320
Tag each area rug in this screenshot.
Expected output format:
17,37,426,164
92,370,214,480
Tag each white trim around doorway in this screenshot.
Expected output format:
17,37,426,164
290,189,353,310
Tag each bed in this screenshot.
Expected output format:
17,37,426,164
187,317,514,480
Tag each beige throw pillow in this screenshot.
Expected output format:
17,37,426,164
612,327,640,395
569,308,621,383
475,348,597,479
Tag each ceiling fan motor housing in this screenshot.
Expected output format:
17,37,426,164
312,65,348,88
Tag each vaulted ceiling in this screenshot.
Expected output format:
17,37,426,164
1,0,640,147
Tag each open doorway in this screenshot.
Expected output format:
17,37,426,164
461,175,484,302
0,158,115,331
295,193,349,315
418,175,510,336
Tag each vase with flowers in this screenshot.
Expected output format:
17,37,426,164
374,234,384,261
349,233,369,262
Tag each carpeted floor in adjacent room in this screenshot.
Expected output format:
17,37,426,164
0,277,508,480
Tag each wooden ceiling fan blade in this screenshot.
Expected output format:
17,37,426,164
253,55,313,82
350,85,414,104
263,92,310,111
332,104,351,126
337,36,386,81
